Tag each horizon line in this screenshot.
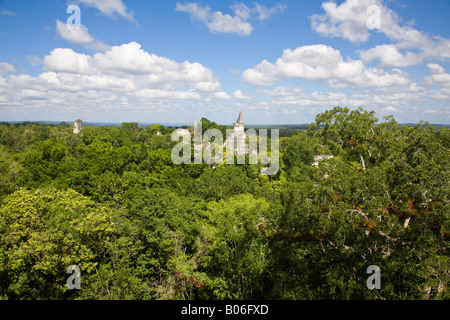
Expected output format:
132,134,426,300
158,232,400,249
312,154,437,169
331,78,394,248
1,120,450,127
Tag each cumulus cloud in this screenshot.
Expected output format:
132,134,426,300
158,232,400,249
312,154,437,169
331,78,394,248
310,0,417,44
263,86,348,107
0,42,230,120
311,0,377,43
56,19,94,44
210,91,232,100
0,62,16,74
175,2,252,35
71,0,135,22
347,84,429,108
88,42,222,94
230,2,287,21
359,44,423,68
241,44,410,88
360,34,450,68
233,90,254,99
229,81,449,124
44,48,93,74
133,89,201,100
423,108,450,116
56,19,110,51
175,2,286,36
311,0,450,68
42,42,226,94
424,64,450,90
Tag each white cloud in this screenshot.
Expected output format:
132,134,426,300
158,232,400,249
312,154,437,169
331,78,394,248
423,108,450,116
427,64,446,75
0,42,230,119
382,106,397,113
230,3,252,20
310,0,380,43
254,3,287,20
241,44,410,88
1,9,20,16
133,89,201,100
176,2,252,36
231,2,287,21
20,89,46,100
92,41,174,74
56,19,110,51
229,80,449,124
175,2,286,36
56,19,94,44
359,44,423,68
425,63,450,86
210,91,232,100
90,42,220,91
310,0,424,45
312,0,426,46
208,11,253,35
72,0,135,22
191,80,222,92
0,62,16,74
176,2,210,21
281,108,297,115
44,48,93,74
43,42,225,93
27,55,43,66
347,84,428,108
233,90,254,99
360,37,450,68
262,86,348,107
311,0,450,68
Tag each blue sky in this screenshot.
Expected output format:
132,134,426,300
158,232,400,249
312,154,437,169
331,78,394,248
0,0,449,125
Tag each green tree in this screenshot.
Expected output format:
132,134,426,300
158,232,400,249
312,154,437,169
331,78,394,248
282,132,315,181
0,146,20,199
195,166,255,201
202,194,276,299
309,107,378,168
0,188,115,299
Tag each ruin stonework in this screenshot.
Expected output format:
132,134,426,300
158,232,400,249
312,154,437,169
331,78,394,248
225,112,247,155
174,128,190,137
312,154,334,166
233,112,244,132
73,119,83,134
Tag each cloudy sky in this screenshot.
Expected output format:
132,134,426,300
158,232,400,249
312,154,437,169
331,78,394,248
0,0,449,125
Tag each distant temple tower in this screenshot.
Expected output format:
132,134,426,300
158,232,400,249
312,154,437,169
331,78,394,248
73,119,83,134
225,112,247,155
234,112,244,133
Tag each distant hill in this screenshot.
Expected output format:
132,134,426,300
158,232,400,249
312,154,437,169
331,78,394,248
0,121,190,128
1,121,449,138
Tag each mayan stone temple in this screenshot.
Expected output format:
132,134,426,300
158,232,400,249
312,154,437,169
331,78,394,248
225,112,247,155
73,119,83,134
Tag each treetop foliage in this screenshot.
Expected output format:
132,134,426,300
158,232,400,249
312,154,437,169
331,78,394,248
0,108,448,300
